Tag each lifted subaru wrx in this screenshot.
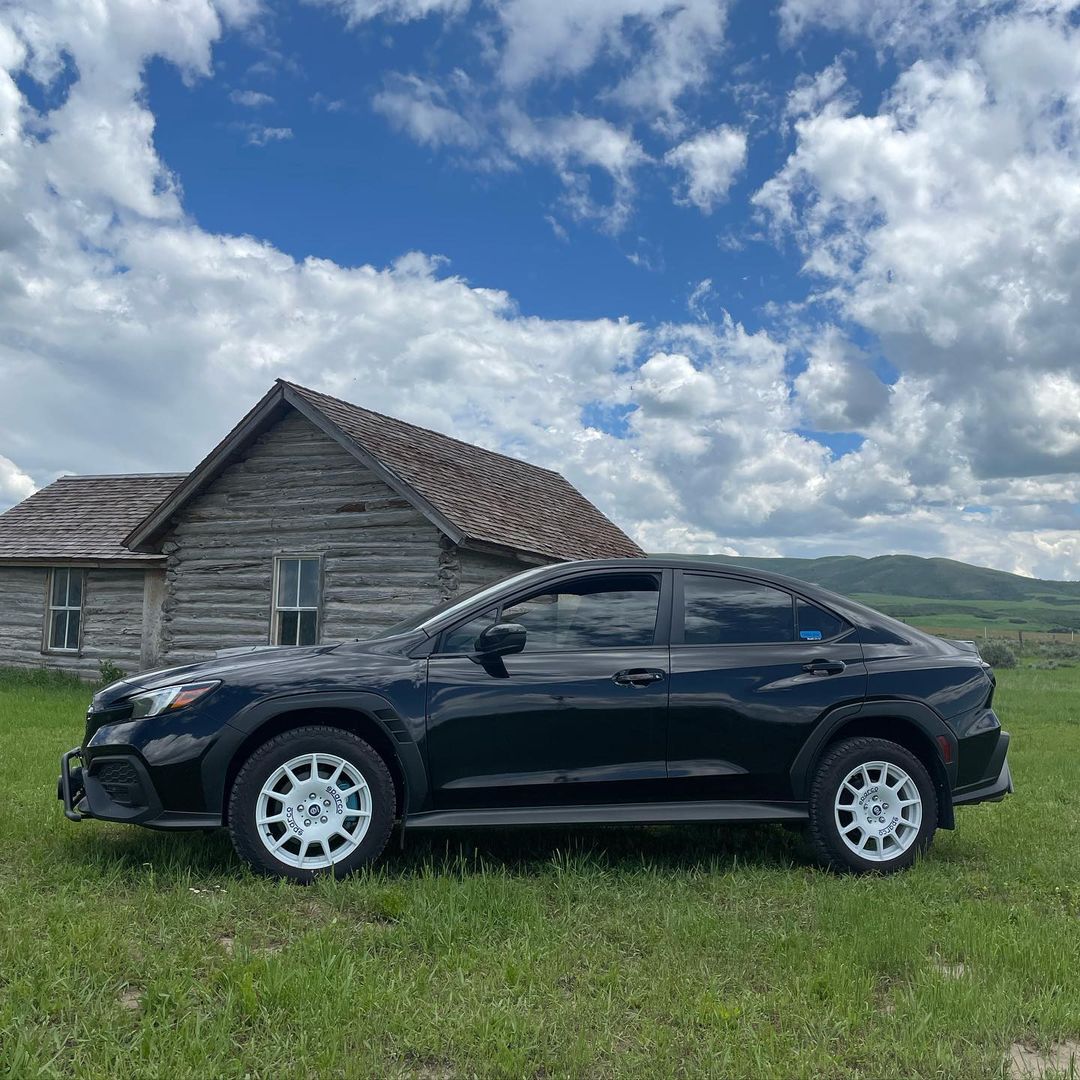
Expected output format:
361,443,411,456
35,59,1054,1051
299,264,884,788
59,558,1012,881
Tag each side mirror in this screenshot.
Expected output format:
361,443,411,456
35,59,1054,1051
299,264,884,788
474,622,527,657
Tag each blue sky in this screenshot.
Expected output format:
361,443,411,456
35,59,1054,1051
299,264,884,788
146,2,889,330
2,0,1080,576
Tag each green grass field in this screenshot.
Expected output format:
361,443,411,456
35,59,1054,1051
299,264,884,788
851,593,1080,637
1,666,1078,1078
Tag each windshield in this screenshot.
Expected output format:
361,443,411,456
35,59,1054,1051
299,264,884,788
373,563,557,639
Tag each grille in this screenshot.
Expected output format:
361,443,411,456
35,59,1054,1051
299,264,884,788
93,760,145,806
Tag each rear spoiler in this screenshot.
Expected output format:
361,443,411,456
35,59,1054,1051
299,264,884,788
944,639,980,656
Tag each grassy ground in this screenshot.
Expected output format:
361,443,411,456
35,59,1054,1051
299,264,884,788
1,666,1078,1078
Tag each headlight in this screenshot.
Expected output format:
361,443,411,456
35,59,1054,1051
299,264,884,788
127,681,220,719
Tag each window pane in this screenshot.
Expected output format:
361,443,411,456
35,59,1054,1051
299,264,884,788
297,558,320,608
277,559,299,608
50,610,67,650
278,609,299,646
441,609,497,653
67,571,82,609
52,569,68,608
297,609,318,646
796,600,847,641
502,573,660,651
65,610,81,650
683,575,794,645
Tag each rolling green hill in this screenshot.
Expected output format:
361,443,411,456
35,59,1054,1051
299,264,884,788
658,553,1080,635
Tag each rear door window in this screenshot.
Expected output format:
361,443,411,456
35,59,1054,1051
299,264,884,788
681,574,795,645
796,600,848,642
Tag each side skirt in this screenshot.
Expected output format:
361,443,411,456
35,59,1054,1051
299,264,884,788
403,800,809,831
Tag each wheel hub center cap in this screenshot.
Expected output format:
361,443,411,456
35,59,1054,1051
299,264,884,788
308,804,321,817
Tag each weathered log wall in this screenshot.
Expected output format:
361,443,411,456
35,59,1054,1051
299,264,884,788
159,410,450,663
0,565,147,679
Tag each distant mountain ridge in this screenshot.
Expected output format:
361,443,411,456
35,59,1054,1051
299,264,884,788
661,553,1080,603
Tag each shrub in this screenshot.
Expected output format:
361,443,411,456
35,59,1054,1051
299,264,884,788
1024,641,1080,664
97,659,127,687
978,639,1017,669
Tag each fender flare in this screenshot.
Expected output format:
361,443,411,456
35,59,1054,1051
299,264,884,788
789,699,958,828
201,691,429,818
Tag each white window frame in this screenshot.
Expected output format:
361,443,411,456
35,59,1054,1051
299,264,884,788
45,567,84,654
271,555,322,646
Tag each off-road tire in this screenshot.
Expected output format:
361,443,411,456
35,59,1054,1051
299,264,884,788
807,736,937,874
227,725,396,882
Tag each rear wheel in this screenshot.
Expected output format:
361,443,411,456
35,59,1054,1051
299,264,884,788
227,726,396,882
808,737,937,873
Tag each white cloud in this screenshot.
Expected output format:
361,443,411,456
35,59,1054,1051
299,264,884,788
230,89,274,106
370,77,647,228
306,0,470,26
794,327,890,433
310,92,346,112
494,0,730,119
0,455,35,505
330,0,735,230
664,126,747,213
372,74,482,149
756,8,1080,489
246,125,293,145
779,0,997,51
785,59,849,122
504,110,648,229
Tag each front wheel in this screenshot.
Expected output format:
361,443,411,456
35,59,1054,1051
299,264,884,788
807,737,937,874
227,726,396,882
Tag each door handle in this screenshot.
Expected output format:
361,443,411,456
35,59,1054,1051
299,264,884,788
613,668,665,688
802,659,847,676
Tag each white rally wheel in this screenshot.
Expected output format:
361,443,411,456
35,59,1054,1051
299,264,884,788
833,759,923,862
255,752,373,870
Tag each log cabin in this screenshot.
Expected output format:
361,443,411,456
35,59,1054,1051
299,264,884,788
0,380,643,679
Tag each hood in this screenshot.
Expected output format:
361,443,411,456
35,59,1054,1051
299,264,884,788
92,643,340,708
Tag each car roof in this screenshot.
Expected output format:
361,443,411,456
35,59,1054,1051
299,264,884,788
544,556,831,593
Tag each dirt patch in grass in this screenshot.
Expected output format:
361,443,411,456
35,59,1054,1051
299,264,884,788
1009,1040,1080,1079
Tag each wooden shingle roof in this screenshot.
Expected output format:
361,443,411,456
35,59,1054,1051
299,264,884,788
124,380,644,562
0,474,186,563
283,382,645,562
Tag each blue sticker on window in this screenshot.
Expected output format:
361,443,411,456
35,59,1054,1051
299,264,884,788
800,629,823,640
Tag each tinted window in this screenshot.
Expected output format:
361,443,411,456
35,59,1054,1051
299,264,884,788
682,575,794,645
500,573,660,651
441,609,497,654
796,599,847,641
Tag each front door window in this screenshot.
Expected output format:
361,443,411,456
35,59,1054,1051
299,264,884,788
499,572,661,651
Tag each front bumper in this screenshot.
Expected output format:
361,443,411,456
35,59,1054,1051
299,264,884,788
57,747,221,830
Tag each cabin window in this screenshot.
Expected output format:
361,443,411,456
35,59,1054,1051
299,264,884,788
272,556,321,646
46,568,84,652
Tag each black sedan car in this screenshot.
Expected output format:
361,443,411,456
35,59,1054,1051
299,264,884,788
59,558,1012,879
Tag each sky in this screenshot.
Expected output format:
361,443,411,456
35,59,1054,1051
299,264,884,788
1,0,1080,577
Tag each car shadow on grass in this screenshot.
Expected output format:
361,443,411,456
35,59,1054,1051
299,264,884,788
389,820,813,875
55,818,813,884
